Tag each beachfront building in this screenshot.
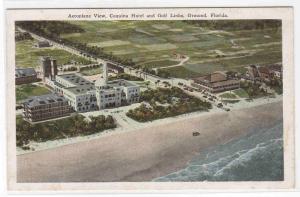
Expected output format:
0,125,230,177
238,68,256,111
191,71,240,93
22,93,72,122
268,64,283,79
15,67,38,85
95,63,140,109
41,58,140,112
246,64,283,82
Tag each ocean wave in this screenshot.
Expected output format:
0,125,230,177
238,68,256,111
153,122,283,182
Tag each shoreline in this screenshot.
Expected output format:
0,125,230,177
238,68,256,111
17,95,283,155
17,100,283,182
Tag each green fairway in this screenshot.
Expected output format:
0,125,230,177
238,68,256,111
18,20,282,79
16,40,94,68
59,21,282,79
16,84,51,103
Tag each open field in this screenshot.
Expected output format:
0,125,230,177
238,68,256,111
16,83,51,103
57,21,282,78
16,40,94,68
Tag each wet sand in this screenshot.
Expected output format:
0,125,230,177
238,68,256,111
17,102,282,182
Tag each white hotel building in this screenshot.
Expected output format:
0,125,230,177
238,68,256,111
44,60,140,112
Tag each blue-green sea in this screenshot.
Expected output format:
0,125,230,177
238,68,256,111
153,121,283,182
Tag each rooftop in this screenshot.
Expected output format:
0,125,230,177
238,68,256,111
57,73,96,95
192,72,228,84
15,68,37,78
268,64,282,72
24,93,68,107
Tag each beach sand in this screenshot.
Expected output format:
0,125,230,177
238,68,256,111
17,101,282,182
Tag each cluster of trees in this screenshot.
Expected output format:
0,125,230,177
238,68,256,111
63,66,77,72
109,73,143,81
240,81,270,98
126,87,212,122
16,114,116,148
15,32,33,41
16,21,85,37
80,64,101,71
184,20,281,31
266,78,283,95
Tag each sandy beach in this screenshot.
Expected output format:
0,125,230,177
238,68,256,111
17,101,283,182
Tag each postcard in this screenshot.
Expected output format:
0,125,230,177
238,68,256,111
6,7,294,191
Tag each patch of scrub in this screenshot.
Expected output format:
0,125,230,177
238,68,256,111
183,63,226,75
169,28,183,32
89,40,131,47
168,34,199,42
97,28,118,33
142,43,178,51
112,49,140,55
152,24,170,30
128,33,167,45
135,28,154,36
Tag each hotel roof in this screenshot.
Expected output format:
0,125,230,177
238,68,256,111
56,73,96,95
23,93,68,107
15,68,37,78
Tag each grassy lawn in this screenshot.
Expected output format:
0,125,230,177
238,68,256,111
16,84,51,103
140,59,180,68
16,40,94,68
159,66,202,79
80,67,102,76
219,92,238,99
233,88,250,98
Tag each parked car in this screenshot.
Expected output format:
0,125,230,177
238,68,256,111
217,103,223,108
178,82,184,86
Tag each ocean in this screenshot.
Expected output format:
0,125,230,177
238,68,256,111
153,121,283,182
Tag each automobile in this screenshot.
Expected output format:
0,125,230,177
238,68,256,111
203,95,207,98
192,132,200,136
217,103,223,108
16,105,23,110
189,89,194,92
178,82,184,86
225,108,230,112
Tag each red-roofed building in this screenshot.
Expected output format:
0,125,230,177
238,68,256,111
191,71,240,93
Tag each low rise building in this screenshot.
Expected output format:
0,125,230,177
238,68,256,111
22,93,72,122
191,71,240,93
35,40,51,48
246,64,283,81
268,64,283,79
15,67,38,85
